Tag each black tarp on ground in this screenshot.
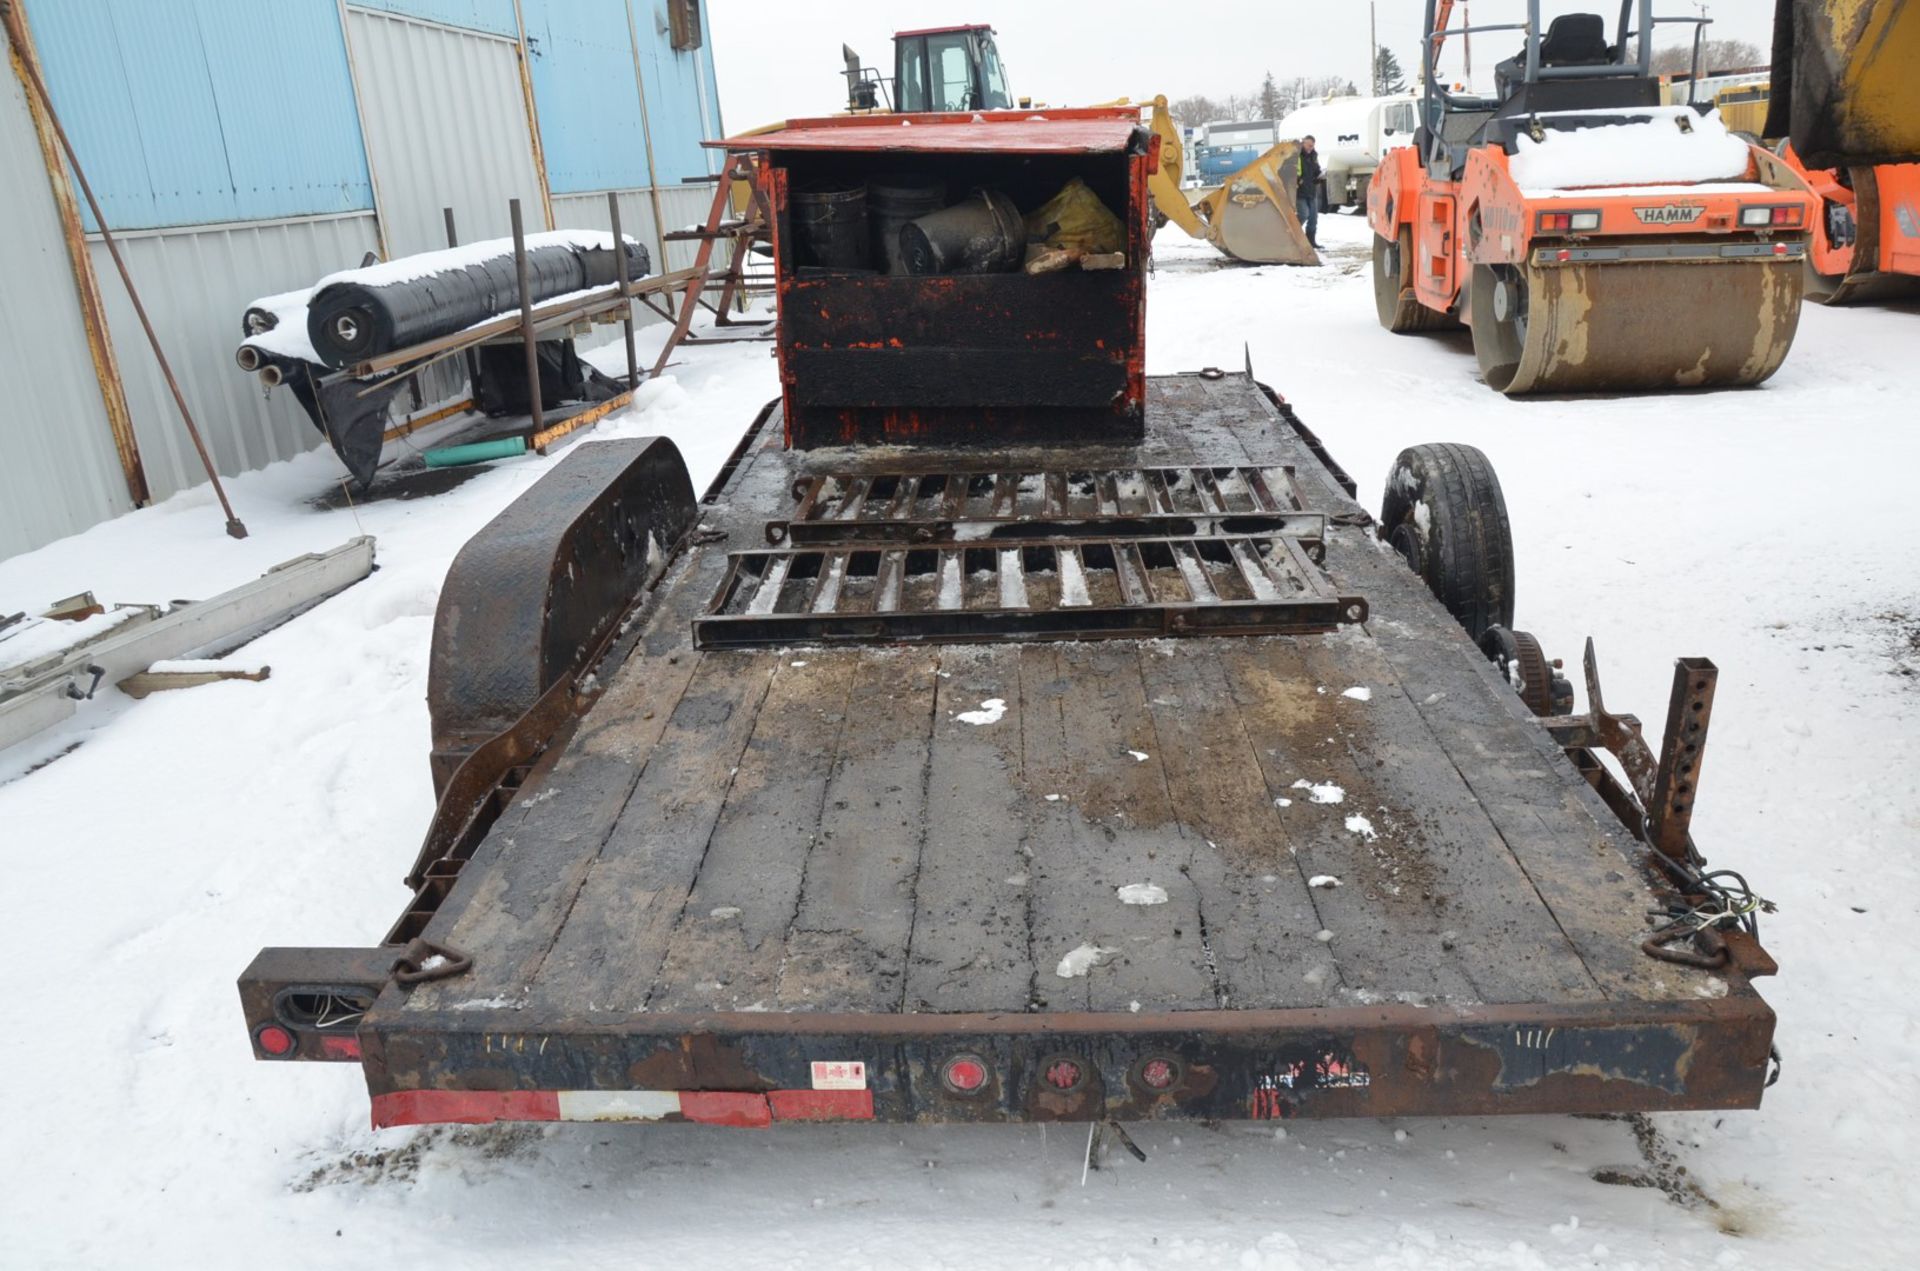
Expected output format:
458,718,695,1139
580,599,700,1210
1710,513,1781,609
278,338,626,489
474,341,627,417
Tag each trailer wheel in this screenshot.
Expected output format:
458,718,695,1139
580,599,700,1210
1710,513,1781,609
1478,625,1565,716
1373,229,1456,333
1379,443,1514,641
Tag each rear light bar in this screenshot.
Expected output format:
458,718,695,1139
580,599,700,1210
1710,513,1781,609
1740,204,1805,228
1536,209,1601,234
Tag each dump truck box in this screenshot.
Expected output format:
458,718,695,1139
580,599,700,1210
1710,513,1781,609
240,111,1776,1130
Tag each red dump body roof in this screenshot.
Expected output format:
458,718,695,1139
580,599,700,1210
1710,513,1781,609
718,108,1142,156
893,24,993,38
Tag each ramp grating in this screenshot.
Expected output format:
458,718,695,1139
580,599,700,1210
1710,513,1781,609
769,466,1324,548
694,534,1368,649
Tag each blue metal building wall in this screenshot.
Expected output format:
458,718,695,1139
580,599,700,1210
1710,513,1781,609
520,0,651,193
349,0,517,38
25,0,374,231
633,1,722,182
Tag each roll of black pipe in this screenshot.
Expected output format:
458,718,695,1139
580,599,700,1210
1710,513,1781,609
305,239,650,368
900,189,1025,275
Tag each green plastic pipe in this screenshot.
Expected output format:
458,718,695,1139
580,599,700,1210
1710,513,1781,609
423,436,528,468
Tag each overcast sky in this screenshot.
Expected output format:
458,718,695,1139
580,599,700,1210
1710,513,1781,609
708,1,1776,133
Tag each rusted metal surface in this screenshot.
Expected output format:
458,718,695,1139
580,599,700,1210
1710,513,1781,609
1543,643,1717,864
721,110,1146,155
237,946,393,1064
695,533,1366,649
2,1,236,535
1255,383,1360,501
741,114,1150,448
1649,658,1717,860
777,464,1318,546
426,437,697,792
355,995,1776,1125
509,198,544,441
5,24,146,509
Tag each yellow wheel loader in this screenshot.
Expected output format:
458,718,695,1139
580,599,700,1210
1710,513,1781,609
839,25,1318,265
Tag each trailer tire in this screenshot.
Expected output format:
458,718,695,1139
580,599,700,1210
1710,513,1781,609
1379,443,1514,642
1373,229,1456,333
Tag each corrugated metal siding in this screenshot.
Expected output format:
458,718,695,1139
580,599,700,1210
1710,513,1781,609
550,183,726,357
0,65,131,558
86,214,381,501
550,183,720,274
633,7,722,184
25,0,374,231
344,6,547,257
5,0,729,556
348,0,517,37
520,0,651,194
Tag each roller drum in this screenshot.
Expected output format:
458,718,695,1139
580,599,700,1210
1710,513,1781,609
1470,254,1806,395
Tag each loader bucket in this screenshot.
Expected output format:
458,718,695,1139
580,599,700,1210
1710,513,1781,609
1768,0,1920,169
1193,142,1320,266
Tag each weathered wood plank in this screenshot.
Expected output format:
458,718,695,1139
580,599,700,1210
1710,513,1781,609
406,632,705,1008
1212,637,1479,1004
1135,641,1333,1010
1292,634,1601,1003
778,651,940,1012
648,656,859,1012
405,405,793,1010
1019,643,1219,1012
528,651,781,1012
1327,535,1686,1000
903,643,1035,1012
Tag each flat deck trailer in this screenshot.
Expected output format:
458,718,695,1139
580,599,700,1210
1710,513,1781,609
241,111,1777,1131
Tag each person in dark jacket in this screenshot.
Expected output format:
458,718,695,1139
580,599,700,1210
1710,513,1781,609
1297,135,1322,249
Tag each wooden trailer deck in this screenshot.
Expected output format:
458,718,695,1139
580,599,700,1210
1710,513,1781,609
366,375,1764,1089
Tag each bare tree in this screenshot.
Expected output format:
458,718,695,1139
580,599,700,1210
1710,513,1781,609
1652,37,1763,75
1169,94,1224,126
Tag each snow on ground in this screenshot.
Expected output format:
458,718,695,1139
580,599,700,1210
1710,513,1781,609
2,213,1918,1268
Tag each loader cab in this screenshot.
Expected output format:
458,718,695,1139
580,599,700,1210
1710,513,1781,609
894,24,1014,113
1416,0,1703,175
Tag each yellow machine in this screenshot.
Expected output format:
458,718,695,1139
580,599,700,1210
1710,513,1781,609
1768,0,1920,168
840,26,1317,265
1660,75,1772,141
1131,96,1320,266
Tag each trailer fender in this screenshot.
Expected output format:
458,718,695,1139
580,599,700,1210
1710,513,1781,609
426,437,698,794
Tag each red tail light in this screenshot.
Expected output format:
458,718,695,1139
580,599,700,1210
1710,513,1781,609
1043,1057,1085,1091
941,1054,989,1094
255,1024,296,1058
1138,1057,1179,1091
